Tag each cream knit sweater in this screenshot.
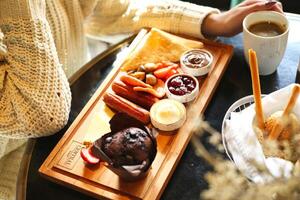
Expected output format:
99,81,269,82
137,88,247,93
0,0,219,199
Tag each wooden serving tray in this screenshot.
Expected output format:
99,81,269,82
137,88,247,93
39,29,233,200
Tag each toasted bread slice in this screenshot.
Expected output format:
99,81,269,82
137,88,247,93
122,28,203,71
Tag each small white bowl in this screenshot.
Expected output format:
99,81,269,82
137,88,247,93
180,49,213,76
150,99,186,132
165,74,199,103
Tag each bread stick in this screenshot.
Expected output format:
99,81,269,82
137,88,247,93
283,84,300,116
269,84,300,140
249,49,265,130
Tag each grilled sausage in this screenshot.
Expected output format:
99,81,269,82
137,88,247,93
103,92,150,124
111,81,159,109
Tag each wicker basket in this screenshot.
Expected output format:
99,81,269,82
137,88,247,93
222,95,266,162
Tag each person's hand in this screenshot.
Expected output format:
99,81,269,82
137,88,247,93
202,0,283,37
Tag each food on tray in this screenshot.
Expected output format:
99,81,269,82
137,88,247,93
80,147,100,165
133,78,165,98
153,64,179,81
98,29,203,180
91,113,157,181
111,81,159,109
101,127,153,166
145,74,157,85
130,71,146,81
143,62,159,73
120,74,152,88
150,99,186,131
122,28,203,71
103,92,150,124
104,30,205,136
180,49,213,76
165,74,199,103
127,61,179,86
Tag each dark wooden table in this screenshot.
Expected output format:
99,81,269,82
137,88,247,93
25,13,300,200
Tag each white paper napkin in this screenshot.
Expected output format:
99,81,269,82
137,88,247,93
223,84,299,183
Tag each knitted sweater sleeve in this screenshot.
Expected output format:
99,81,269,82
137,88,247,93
84,0,220,39
0,0,71,139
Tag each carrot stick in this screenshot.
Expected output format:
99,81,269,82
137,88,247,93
133,78,166,99
133,79,165,98
249,49,265,130
133,87,165,98
120,74,152,88
268,84,300,140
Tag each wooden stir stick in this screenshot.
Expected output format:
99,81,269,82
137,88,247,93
249,49,265,130
268,84,300,140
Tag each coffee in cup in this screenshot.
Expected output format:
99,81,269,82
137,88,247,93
248,21,285,37
243,11,289,75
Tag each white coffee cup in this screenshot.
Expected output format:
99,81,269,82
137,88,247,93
243,11,289,75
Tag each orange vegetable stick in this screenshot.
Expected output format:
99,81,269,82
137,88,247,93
249,49,265,130
153,66,174,79
269,84,300,140
133,79,165,98
120,74,152,88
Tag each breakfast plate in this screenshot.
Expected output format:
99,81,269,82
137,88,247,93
39,28,233,200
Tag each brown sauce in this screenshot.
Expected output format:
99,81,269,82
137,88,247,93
182,50,211,69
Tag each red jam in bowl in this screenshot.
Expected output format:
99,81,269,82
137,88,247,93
167,75,196,96
182,49,211,69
